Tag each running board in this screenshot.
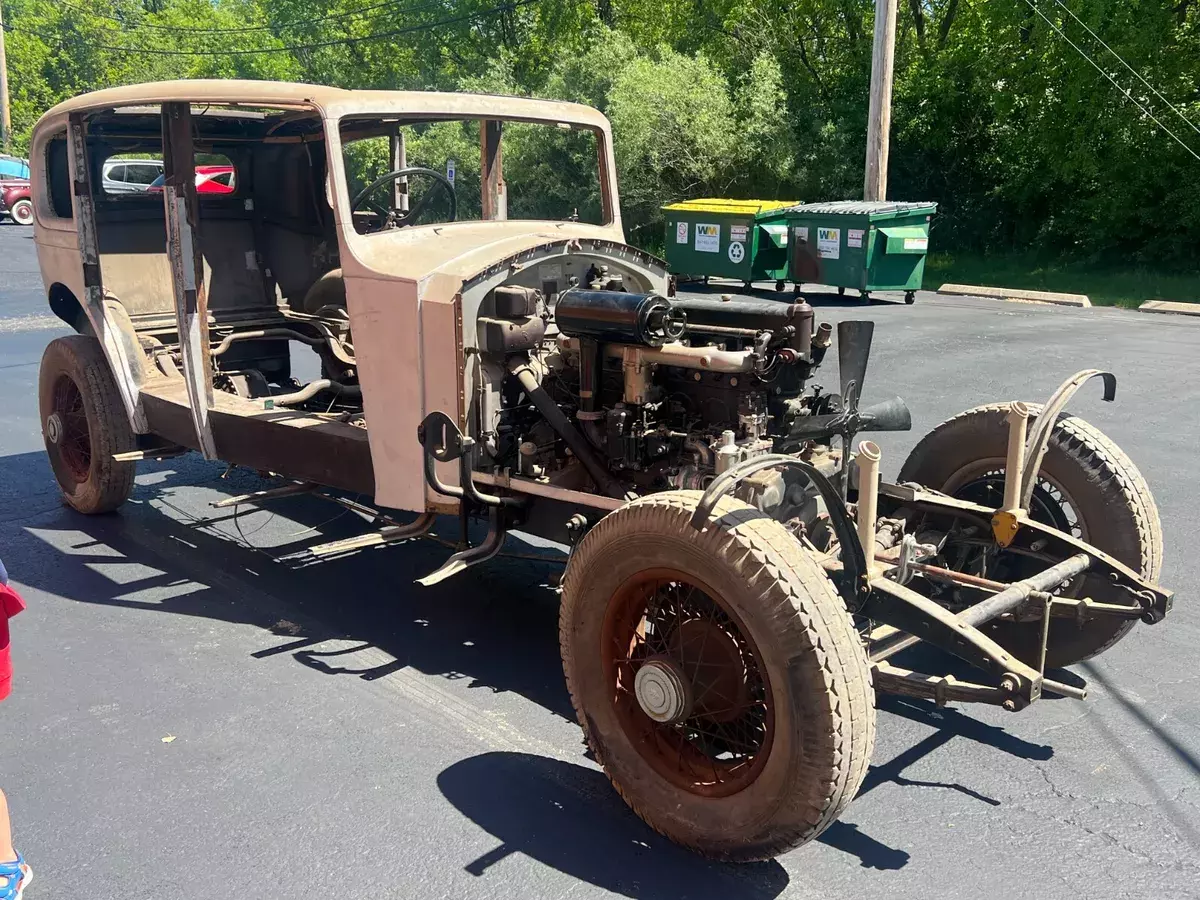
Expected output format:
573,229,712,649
210,482,317,508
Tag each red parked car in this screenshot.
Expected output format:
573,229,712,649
147,165,236,195
0,179,33,226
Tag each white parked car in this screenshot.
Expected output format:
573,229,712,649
100,158,163,194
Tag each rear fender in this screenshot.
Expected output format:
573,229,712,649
47,283,148,433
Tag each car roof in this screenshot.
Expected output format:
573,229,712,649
104,158,163,166
38,79,611,130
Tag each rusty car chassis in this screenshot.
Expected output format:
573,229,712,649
30,81,1172,860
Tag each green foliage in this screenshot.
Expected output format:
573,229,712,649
607,48,739,230
4,0,1199,267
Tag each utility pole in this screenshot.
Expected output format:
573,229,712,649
0,1,11,152
863,0,898,202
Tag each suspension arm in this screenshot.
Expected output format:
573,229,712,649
862,578,1047,708
878,482,1172,622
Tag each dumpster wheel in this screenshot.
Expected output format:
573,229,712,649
560,490,875,861
905,290,916,305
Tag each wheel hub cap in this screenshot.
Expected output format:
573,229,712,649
634,657,692,723
45,412,63,444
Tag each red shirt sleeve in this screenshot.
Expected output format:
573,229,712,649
0,583,24,702
0,583,25,619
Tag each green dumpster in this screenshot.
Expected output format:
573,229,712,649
662,198,799,291
785,201,936,304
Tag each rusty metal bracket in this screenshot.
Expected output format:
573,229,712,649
991,509,1021,548
1020,369,1116,511
67,113,148,433
872,663,1007,706
690,453,870,608
863,578,1045,709
162,101,217,459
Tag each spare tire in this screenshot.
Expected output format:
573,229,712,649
899,402,1162,668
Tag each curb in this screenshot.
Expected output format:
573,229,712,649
937,283,1091,308
1138,300,1200,317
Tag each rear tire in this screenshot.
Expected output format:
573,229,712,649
560,491,875,861
898,403,1162,667
10,199,33,226
39,336,136,514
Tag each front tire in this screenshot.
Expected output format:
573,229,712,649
39,336,136,513
899,403,1162,667
560,491,875,861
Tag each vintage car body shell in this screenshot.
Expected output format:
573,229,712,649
30,80,667,511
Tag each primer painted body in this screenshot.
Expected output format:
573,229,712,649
29,80,669,512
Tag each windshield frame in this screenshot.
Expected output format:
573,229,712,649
331,111,617,233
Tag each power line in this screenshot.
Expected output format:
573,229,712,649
1020,0,1200,164
51,0,451,36
1050,0,1200,140
3,0,539,56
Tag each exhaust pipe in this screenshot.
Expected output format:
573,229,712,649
856,440,882,574
1003,402,1031,512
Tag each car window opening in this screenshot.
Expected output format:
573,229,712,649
339,116,607,234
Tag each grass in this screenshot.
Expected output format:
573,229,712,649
922,253,1200,309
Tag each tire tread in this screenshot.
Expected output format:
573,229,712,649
561,490,875,861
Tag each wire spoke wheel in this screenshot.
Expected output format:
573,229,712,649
604,569,773,797
946,466,1086,594
39,336,136,514
560,491,874,861
50,373,93,484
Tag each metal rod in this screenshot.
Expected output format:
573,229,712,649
211,482,317,508
1038,592,1053,674
1003,401,1031,512
269,379,361,407
900,560,1007,592
685,323,763,338
1042,678,1087,701
870,553,1092,663
211,328,325,356
960,553,1090,629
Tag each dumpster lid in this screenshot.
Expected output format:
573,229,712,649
783,200,937,216
661,198,799,216
758,222,789,247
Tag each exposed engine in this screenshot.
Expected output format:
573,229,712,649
475,268,913,545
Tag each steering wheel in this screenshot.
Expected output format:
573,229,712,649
351,166,457,229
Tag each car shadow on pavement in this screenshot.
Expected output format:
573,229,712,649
0,449,1066,875
437,750,791,899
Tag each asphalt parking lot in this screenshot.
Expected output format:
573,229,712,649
0,222,1198,899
